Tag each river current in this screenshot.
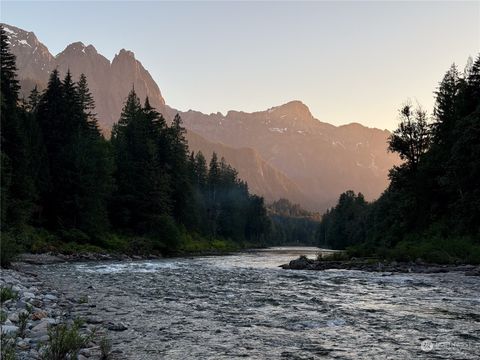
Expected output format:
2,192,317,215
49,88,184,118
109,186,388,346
36,247,480,359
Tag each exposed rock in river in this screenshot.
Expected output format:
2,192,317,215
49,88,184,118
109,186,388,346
281,256,480,275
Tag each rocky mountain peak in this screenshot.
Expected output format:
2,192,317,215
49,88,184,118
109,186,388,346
58,42,98,57
114,48,136,61
2,23,42,50
267,100,313,122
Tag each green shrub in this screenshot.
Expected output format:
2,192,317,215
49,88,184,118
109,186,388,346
0,233,20,268
40,319,94,360
18,307,32,338
58,229,91,244
59,242,104,255
0,287,18,303
178,233,239,253
386,235,480,264
128,236,153,255
29,230,58,253
101,234,129,253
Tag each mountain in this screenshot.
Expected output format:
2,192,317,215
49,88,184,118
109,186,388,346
3,23,166,128
3,23,399,211
169,102,398,209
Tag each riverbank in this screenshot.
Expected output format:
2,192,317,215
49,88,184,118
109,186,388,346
13,247,247,266
0,265,113,360
281,255,480,275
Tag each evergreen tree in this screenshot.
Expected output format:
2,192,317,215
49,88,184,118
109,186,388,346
77,73,99,133
167,114,195,227
111,90,171,236
433,64,461,145
193,151,208,189
0,25,36,229
27,85,41,113
36,71,113,237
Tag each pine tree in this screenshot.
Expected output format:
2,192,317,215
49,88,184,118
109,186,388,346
26,85,41,113
166,114,195,227
0,25,36,229
111,90,171,235
193,151,208,189
77,73,99,133
433,64,460,145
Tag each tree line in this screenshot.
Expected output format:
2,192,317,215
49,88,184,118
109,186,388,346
317,54,480,264
0,26,271,265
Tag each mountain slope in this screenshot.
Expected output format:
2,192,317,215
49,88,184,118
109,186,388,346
172,102,399,208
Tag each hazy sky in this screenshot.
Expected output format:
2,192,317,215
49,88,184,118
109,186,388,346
2,1,479,130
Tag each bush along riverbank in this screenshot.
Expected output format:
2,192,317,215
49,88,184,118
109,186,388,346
0,267,117,360
281,254,480,275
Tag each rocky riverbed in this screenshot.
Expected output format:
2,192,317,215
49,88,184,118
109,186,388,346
281,256,480,275
0,266,112,359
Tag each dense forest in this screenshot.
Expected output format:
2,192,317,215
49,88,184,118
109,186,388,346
318,55,480,264
0,26,273,266
267,198,320,246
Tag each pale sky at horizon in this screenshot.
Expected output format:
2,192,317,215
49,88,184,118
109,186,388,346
2,1,479,130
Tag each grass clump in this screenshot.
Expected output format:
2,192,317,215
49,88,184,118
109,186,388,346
40,319,94,360
179,232,240,253
0,333,16,360
0,310,7,322
100,336,112,360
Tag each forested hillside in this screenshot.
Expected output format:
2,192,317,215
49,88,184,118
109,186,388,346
0,26,271,266
267,198,320,246
318,55,480,264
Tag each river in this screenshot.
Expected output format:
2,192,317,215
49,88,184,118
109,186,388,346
35,247,480,359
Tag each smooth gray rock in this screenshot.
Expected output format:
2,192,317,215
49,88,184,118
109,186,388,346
8,312,19,322
1,324,19,334
30,320,50,337
22,292,35,299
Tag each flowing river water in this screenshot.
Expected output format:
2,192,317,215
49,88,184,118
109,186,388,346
34,247,479,359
